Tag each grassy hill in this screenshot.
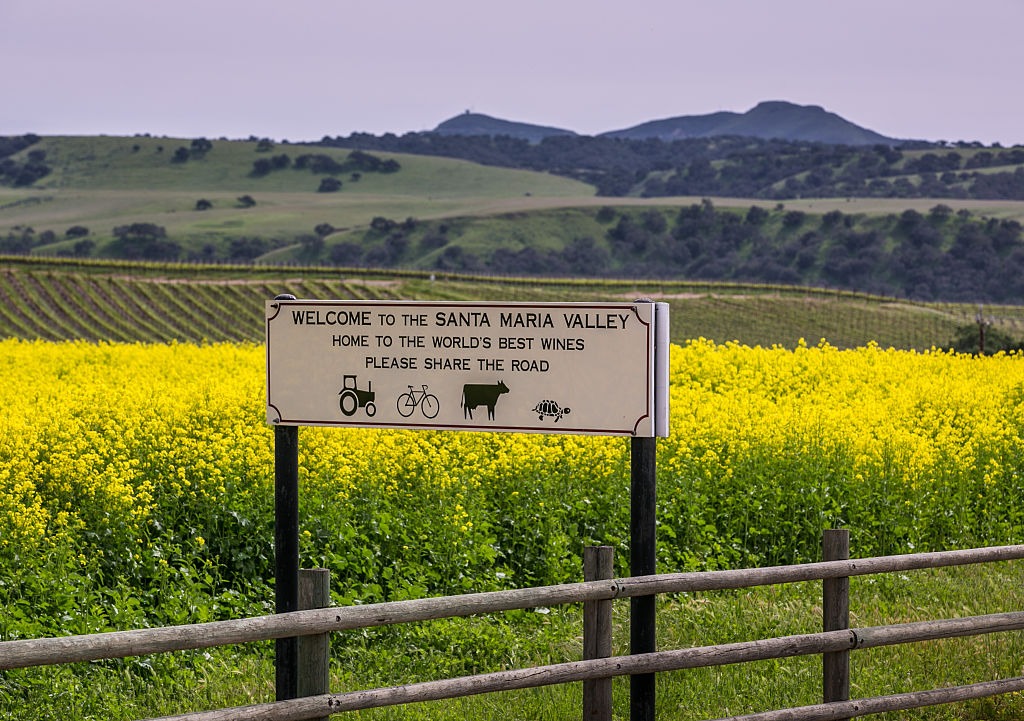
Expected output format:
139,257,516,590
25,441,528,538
26,135,590,196
4,134,1024,323
0,135,595,259
5,136,1024,263
2,135,1023,251
1,255,1020,351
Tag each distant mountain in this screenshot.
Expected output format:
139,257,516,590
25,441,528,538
601,111,741,142
432,101,898,146
603,101,897,145
433,112,577,142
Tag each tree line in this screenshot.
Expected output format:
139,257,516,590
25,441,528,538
5,202,1023,303
325,202,1024,304
0,135,51,187
317,132,1024,200
250,149,400,190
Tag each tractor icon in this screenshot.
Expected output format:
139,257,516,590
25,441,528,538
338,375,376,417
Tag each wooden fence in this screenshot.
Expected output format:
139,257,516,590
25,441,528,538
2,537,1024,721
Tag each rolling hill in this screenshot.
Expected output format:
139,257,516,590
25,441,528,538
602,101,898,145
434,113,578,142
3,133,1024,309
0,135,594,260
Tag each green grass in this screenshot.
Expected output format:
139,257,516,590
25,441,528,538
0,135,596,257
31,136,591,198
9,563,1023,720
330,207,615,269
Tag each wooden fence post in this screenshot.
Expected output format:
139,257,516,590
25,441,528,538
584,546,614,721
823,529,850,712
299,568,331,721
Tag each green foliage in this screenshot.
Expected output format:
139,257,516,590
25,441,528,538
190,138,213,157
0,136,50,187
252,150,400,181
317,177,342,193
317,202,1024,304
949,323,1024,355
319,131,1024,200
250,153,290,177
108,222,180,261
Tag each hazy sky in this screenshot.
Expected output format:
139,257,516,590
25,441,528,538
3,0,1022,145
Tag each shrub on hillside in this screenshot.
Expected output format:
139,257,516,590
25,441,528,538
110,222,180,261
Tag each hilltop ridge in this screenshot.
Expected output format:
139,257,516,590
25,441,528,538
434,112,578,142
432,101,900,145
603,101,898,145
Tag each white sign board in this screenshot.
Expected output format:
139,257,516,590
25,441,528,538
266,299,669,437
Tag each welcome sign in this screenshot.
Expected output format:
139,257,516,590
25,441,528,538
266,299,669,437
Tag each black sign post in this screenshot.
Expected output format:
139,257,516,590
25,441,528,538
274,294,300,701
630,434,657,721
274,422,299,700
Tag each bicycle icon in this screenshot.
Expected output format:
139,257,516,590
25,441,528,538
396,384,440,419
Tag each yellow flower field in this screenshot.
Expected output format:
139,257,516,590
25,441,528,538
660,339,1024,565
1,337,1022,631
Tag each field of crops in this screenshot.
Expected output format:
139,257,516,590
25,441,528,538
4,256,1024,350
4,337,1024,619
3,337,1024,718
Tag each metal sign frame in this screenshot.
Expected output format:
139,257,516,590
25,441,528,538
266,298,669,437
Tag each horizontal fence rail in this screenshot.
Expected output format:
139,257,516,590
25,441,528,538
4,544,1024,672
138,612,1024,721
718,678,1024,721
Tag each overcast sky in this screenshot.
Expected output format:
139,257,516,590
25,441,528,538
3,0,1022,146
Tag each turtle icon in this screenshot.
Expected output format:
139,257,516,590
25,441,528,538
533,399,570,422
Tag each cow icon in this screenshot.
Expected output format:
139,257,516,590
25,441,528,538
462,381,509,421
